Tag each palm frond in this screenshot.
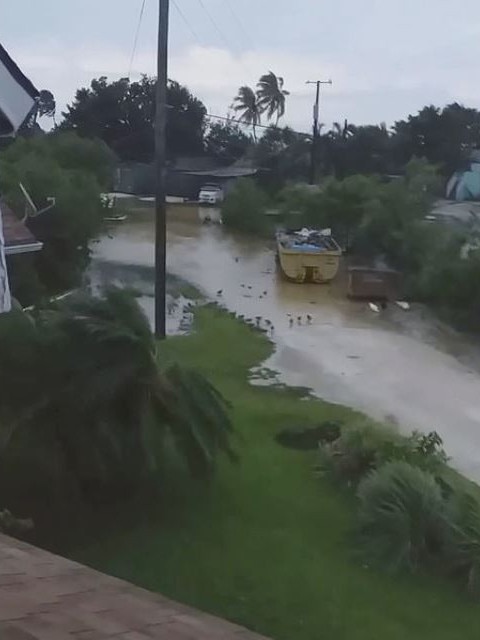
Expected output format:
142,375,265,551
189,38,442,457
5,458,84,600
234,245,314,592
357,461,447,573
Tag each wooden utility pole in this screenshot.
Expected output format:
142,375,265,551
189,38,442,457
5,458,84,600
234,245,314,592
155,0,169,338
306,79,332,185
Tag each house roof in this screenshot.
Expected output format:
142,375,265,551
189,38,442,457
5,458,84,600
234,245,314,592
0,42,39,137
170,156,220,172
182,167,258,178
0,44,38,101
1,201,42,255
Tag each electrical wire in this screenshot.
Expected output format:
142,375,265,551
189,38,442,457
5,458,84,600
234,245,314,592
205,112,311,138
172,0,203,45
195,0,233,51
128,0,147,79
224,0,255,50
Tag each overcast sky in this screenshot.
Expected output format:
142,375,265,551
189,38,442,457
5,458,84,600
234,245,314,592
2,0,480,133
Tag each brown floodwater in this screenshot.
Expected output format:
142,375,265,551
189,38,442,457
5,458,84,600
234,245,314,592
91,204,480,482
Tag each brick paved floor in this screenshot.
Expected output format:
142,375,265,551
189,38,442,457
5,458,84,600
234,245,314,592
0,534,270,639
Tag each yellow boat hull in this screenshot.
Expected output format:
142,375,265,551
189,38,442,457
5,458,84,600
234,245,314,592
277,243,341,283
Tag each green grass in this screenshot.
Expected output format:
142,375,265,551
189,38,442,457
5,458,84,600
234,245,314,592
72,308,480,640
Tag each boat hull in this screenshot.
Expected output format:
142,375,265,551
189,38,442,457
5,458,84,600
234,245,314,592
277,243,341,283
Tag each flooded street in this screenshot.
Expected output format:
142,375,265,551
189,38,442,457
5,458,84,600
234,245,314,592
91,205,480,482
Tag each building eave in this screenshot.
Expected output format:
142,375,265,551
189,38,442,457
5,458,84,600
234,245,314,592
5,241,43,256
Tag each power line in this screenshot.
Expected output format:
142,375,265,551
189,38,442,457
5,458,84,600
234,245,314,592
224,0,255,50
205,111,311,138
196,0,234,52
128,0,147,79
172,0,202,45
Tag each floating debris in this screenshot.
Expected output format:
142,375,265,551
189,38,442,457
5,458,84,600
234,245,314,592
368,302,380,313
395,301,410,311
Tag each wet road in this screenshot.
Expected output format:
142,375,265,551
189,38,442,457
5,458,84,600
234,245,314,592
91,205,480,482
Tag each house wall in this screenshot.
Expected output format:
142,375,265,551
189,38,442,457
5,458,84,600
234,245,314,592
0,206,12,313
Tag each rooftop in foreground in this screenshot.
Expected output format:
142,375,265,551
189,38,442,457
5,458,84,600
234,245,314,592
0,533,269,639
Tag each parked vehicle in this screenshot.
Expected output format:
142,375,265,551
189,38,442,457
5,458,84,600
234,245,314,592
198,184,224,205
276,228,342,283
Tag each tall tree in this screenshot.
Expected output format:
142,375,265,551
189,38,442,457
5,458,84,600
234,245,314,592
61,76,207,162
37,90,57,126
256,71,290,126
393,103,480,175
233,86,261,141
204,120,251,165
253,126,310,190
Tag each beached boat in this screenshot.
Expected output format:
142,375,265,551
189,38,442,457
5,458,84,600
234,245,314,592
276,228,342,283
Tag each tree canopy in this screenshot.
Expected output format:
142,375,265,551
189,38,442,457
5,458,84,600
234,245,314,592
204,120,251,165
61,76,207,162
323,103,480,179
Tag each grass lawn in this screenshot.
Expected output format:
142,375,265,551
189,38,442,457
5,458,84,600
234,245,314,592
72,307,480,640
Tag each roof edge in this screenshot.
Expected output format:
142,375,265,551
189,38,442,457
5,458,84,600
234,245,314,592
0,43,39,100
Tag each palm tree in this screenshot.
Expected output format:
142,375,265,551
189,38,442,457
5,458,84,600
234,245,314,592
256,71,290,126
233,86,261,141
0,289,236,499
330,119,356,141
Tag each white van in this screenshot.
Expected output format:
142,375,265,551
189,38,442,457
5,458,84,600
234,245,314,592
198,184,224,205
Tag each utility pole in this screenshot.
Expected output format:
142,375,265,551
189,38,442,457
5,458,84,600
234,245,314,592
155,0,170,338
306,79,332,185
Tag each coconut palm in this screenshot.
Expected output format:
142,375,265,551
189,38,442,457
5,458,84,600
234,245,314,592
256,71,290,126
0,289,236,499
233,86,261,141
330,119,356,141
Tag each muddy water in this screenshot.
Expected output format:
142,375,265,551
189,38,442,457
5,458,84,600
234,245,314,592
91,205,480,482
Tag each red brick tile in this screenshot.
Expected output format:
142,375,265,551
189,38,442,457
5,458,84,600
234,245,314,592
0,622,38,639
0,535,271,640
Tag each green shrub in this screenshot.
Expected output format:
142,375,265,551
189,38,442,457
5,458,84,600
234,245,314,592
221,179,270,234
445,491,480,597
356,461,448,573
319,425,448,486
318,425,380,485
0,133,109,300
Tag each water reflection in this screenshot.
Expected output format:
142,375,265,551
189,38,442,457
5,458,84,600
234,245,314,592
91,204,480,482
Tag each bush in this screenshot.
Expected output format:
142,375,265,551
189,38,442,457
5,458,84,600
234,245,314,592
318,425,379,485
356,461,448,573
445,491,480,597
0,133,110,300
221,179,270,234
319,425,448,486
